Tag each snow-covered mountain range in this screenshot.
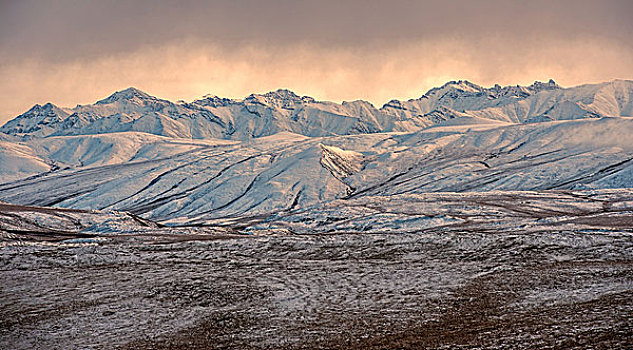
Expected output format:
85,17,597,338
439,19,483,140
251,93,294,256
1,79,632,227
2,79,632,140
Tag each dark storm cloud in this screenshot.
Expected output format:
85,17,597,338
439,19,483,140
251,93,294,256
1,0,632,62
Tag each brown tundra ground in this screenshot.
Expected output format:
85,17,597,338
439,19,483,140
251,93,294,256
1,191,633,349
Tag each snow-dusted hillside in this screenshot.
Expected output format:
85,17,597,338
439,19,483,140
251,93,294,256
0,140,50,182
2,80,632,140
0,79,631,225
470,79,633,123
0,132,236,182
1,117,631,224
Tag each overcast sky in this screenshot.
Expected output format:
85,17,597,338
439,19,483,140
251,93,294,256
1,0,632,123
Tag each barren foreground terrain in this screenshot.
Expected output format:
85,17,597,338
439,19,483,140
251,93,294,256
2,226,632,349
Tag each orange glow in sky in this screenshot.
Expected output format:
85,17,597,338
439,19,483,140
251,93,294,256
1,0,632,123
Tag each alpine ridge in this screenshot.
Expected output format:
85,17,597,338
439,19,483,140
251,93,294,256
2,79,631,140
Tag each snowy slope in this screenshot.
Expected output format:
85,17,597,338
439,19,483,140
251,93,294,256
25,132,235,168
380,79,561,120
344,117,633,196
0,132,236,182
0,117,631,224
0,140,51,182
2,80,631,140
470,80,633,123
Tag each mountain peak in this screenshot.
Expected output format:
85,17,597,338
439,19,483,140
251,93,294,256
246,89,315,105
96,87,153,104
194,94,237,107
22,102,65,117
0,101,69,135
424,80,485,98
24,102,55,111
528,79,560,93
264,89,300,100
